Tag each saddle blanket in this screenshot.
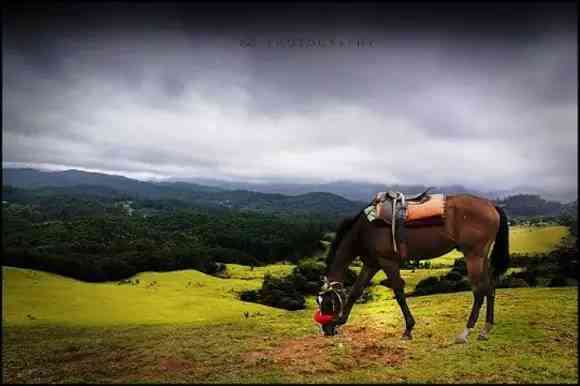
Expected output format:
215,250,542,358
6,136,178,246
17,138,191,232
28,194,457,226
364,193,446,227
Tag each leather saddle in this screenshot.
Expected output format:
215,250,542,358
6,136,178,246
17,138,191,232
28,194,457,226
373,188,431,206
367,187,447,258
373,188,446,227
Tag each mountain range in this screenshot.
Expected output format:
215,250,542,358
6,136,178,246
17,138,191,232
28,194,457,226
161,177,570,203
2,168,576,218
2,168,364,218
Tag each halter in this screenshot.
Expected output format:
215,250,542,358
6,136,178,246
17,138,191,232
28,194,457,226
318,276,346,320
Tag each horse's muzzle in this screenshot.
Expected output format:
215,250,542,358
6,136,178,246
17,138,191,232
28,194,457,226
321,323,338,336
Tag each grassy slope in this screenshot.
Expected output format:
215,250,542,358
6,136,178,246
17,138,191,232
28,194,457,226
2,265,576,383
2,267,284,327
1,224,569,327
219,263,294,280
429,225,568,267
2,225,576,383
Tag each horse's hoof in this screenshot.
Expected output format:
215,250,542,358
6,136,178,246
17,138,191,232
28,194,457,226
477,334,489,341
454,336,468,344
401,330,413,340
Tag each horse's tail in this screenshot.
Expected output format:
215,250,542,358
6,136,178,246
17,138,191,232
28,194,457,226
489,205,510,280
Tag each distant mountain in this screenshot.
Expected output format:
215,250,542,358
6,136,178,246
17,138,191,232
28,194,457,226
506,185,578,204
2,168,363,218
163,177,532,202
495,194,567,218
2,168,226,199
560,199,578,218
3,168,575,219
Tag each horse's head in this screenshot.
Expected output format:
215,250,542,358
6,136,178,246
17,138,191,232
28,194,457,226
314,277,347,336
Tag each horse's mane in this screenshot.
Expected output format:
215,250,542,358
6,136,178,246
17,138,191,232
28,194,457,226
325,209,364,271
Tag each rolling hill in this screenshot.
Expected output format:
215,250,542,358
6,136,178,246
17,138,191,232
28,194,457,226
3,168,575,219
2,168,364,218
2,265,577,383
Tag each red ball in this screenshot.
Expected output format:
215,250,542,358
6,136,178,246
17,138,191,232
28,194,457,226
314,309,334,325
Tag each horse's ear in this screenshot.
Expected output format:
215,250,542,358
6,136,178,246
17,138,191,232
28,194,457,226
320,276,330,290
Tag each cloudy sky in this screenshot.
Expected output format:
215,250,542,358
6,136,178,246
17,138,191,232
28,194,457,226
2,4,577,199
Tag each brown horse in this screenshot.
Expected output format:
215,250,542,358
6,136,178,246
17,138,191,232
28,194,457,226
317,193,509,343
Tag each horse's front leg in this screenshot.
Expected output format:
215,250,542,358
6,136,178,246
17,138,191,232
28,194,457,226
336,264,378,325
381,260,415,339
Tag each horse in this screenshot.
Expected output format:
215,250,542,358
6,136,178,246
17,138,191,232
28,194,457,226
316,193,510,343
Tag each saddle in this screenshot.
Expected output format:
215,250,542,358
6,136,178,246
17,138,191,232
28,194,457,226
364,187,447,259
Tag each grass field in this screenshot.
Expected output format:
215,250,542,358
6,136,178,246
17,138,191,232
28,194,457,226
2,265,577,383
2,267,284,327
429,225,568,267
2,225,576,383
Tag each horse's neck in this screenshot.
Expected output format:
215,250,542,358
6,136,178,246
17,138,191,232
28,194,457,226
326,242,355,283
326,212,362,283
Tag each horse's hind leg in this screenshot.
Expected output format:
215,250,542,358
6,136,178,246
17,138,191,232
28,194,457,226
455,253,491,344
478,283,495,340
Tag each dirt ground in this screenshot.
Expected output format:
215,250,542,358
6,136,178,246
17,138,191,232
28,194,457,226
242,324,407,374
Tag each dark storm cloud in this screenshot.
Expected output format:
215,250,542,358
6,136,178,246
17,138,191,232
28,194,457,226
2,3,577,200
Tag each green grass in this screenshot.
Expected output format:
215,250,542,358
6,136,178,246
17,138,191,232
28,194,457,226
3,266,577,383
2,267,281,327
2,224,576,383
508,225,569,254
430,225,568,267
219,263,294,280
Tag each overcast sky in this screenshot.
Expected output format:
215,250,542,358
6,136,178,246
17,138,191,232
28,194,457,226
2,4,577,199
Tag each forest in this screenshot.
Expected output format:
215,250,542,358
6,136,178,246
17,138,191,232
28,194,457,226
2,192,331,282
2,173,577,284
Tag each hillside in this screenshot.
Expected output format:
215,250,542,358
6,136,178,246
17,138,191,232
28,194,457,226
496,194,569,218
428,224,569,267
165,178,487,201
2,265,577,383
166,176,577,203
2,168,363,218
2,266,285,326
4,168,575,219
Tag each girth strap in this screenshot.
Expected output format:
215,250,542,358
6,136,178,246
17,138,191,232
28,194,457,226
388,191,406,255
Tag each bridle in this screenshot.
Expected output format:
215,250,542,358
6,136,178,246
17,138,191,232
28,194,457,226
317,276,347,321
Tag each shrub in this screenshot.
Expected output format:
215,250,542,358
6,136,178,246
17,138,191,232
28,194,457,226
510,270,537,286
505,243,578,288
437,279,457,293
240,256,362,310
497,276,529,288
509,278,530,288
277,297,304,311
453,278,472,291
548,276,568,287
509,253,541,267
241,274,306,311
294,259,326,282
414,276,440,296
413,265,471,296
419,261,432,269
444,270,464,282
416,276,439,289
452,258,467,275
240,289,259,302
